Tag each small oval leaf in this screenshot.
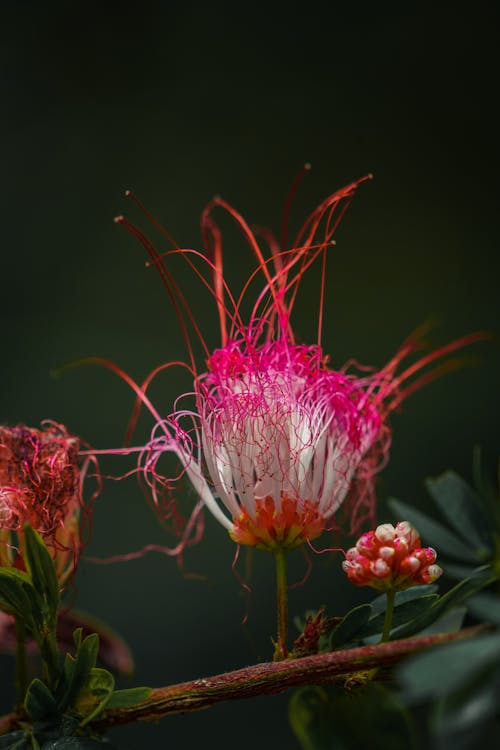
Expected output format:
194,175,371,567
290,683,417,750
426,471,492,556
394,565,496,639
399,632,500,703
77,668,115,727
468,591,500,625
388,498,479,562
330,604,373,647
0,730,31,750
370,585,438,615
23,525,60,622
106,687,152,710
25,678,58,721
361,594,438,639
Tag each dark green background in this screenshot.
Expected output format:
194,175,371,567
1,2,498,747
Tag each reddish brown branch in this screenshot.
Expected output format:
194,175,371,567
97,626,482,729
0,627,484,736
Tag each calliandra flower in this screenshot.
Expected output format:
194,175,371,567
194,339,381,551
342,521,443,591
0,421,99,583
107,171,485,557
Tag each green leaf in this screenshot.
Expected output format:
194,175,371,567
77,635,99,674
75,668,115,727
73,629,83,651
106,686,152,709
413,606,467,636
398,631,500,702
289,687,332,750
432,671,500,750
387,594,439,630
23,525,60,625
426,471,493,557
0,568,39,632
433,718,500,750
440,561,479,580
56,609,135,677
467,591,500,624
428,565,495,611
473,445,500,529
394,565,496,639
388,498,479,562
289,683,417,750
370,584,438,615
0,731,31,750
362,594,438,639
56,632,100,712
330,604,372,647
24,678,58,721
334,588,441,646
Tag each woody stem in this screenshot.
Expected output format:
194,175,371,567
0,627,485,734
273,548,288,661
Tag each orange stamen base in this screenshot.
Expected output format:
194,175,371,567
230,495,325,551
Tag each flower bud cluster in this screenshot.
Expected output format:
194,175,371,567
342,521,442,591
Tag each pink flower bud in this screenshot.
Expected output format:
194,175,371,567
375,523,396,543
371,559,391,578
420,564,443,584
395,520,420,548
379,546,395,561
342,520,443,591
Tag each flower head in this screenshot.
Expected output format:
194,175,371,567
0,421,98,582
197,339,381,550
342,521,443,591
112,173,485,555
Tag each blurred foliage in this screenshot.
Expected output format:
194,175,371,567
290,458,500,750
2,463,500,748
388,449,500,580
0,527,150,749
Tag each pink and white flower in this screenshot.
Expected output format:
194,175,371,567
111,173,484,554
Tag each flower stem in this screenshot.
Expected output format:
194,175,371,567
380,588,396,643
14,618,27,710
273,548,288,661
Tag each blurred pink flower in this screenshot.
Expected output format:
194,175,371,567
0,421,99,582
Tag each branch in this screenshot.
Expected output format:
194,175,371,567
0,626,484,736
98,626,482,729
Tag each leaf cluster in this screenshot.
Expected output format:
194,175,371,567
389,455,500,580
389,462,500,750
0,527,59,649
291,461,500,750
0,528,151,750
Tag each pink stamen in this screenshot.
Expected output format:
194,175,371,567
231,544,252,625
105,173,486,559
281,162,312,254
